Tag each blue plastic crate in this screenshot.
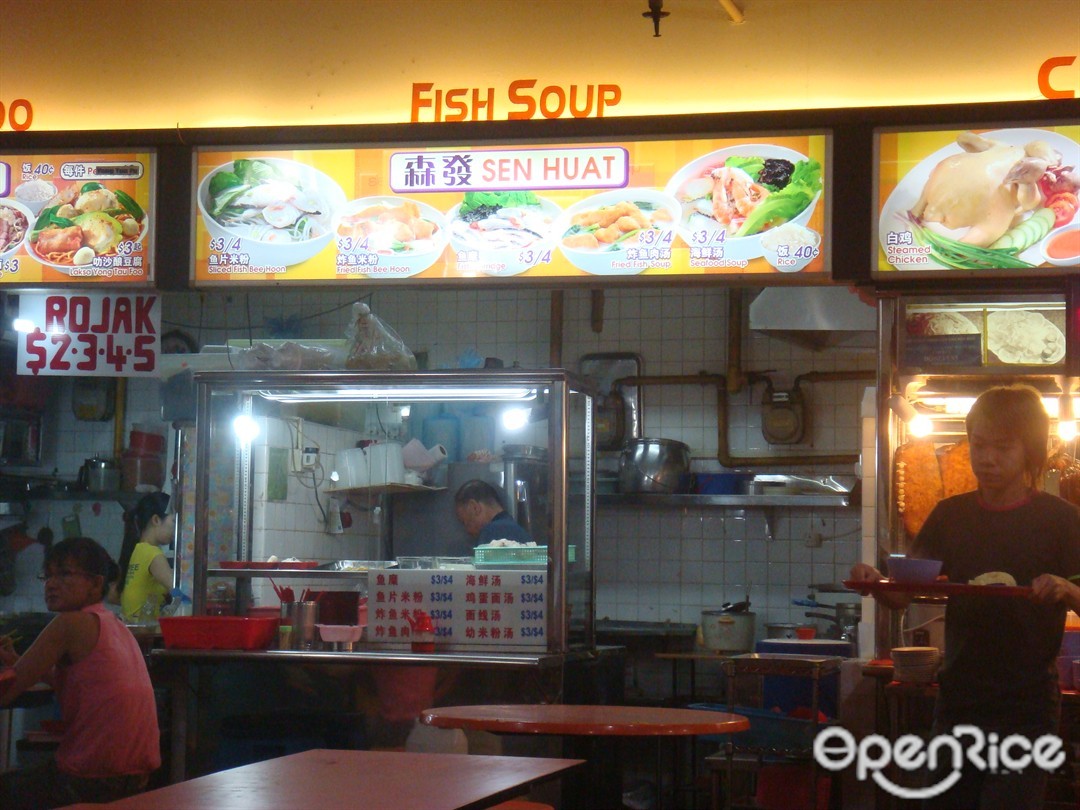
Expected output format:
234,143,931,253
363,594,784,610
689,704,832,752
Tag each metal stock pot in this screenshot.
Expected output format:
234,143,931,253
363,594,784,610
618,438,691,494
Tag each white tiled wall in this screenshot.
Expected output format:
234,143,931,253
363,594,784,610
2,285,875,646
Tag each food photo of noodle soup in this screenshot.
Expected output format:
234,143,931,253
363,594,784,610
555,188,679,275
0,200,33,263
26,182,149,271
335,196,448,277
198,157,346,268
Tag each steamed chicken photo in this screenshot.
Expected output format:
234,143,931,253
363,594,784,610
902,130,1080,269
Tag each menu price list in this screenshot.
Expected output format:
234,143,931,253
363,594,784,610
367,568,546,650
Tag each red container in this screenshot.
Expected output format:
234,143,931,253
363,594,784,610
129,429,166,454
159,616,278,650
121,448,164,492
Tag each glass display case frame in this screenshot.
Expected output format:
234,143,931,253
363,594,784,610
188,368,596,654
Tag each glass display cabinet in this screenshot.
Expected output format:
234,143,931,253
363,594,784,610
187,368,597,654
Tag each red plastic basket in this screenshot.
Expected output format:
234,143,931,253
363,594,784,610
159,616,278,650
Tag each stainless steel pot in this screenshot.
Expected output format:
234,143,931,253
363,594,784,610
78,456,119,492
618,438,691,494
701,610,755,652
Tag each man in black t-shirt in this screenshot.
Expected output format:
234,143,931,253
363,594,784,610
851,384,1080,809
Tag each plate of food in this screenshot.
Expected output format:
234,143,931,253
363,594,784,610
878,128,1080,271
198,157,346,268
446,191,561,276
555,188,679,275
664,144,823,263
985,308,1066,365
0,199,33,262
25,182,150,272
335,196,448,277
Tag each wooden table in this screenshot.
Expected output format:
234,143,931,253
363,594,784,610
57,748,584,810
422,704,750,809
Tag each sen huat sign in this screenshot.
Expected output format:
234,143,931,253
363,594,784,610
16,292,159,377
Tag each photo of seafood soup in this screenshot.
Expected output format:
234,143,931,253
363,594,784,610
665,144,823,263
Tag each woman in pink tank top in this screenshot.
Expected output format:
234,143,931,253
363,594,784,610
0,537,160,809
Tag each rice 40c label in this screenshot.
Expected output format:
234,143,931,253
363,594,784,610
17,292,160,377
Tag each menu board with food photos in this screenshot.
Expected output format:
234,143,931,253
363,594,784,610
901,301,1067,370
875,125,1080,277
0,152,155,285
191,135,828,285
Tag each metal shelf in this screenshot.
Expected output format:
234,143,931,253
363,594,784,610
206,568,377,580
597,493,850,508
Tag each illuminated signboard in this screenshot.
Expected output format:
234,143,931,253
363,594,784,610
191,134,829,285
874,124,1080,278
0,152,155,285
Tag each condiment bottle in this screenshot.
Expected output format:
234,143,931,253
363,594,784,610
406,610,435,653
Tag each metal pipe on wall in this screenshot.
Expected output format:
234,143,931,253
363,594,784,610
616,372,866,467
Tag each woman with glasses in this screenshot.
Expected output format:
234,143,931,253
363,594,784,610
116,492,175,621
0,537,160,808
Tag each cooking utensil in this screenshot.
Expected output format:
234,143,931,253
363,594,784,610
700,609,755,652
618,438,691,494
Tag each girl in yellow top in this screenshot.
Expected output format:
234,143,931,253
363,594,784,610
116,492,175,621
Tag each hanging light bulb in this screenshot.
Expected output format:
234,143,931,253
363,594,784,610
888,394,933,438
1059,393,1077,441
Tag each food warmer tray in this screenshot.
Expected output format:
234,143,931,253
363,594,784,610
843,579,1033,598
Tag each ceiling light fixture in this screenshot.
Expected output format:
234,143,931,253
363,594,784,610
642,0,669,37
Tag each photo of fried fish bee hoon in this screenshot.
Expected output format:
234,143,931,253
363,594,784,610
968,571,1017,587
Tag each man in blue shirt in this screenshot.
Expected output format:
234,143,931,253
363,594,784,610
453,479,533,546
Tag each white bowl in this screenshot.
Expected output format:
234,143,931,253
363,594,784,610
1041,223,1080,267
554,188,680,276
14,179,57,216
197,157,346,269
0,199,34,262
335,195,448,278
317,624,364,643
663,144,822,262
759,222,822,273
446,196,561,276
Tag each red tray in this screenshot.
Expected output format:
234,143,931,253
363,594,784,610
159,616,278,650
278,560,318,569
218,561,278,570
843,579,1033,598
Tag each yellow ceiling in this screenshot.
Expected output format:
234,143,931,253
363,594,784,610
1,0,1078,131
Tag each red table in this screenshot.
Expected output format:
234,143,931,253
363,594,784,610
57,748,584,810
421,704,749,808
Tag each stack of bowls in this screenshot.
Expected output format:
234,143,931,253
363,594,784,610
891,646,941,683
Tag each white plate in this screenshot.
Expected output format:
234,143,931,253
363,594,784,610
445,195,561,277
878,127,1080,271
335,195,448,278
198,157,346,269
24,185,151,274
663,144,822,262
554,188,679,276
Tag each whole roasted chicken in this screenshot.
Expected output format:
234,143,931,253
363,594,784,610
909,132,1058,247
